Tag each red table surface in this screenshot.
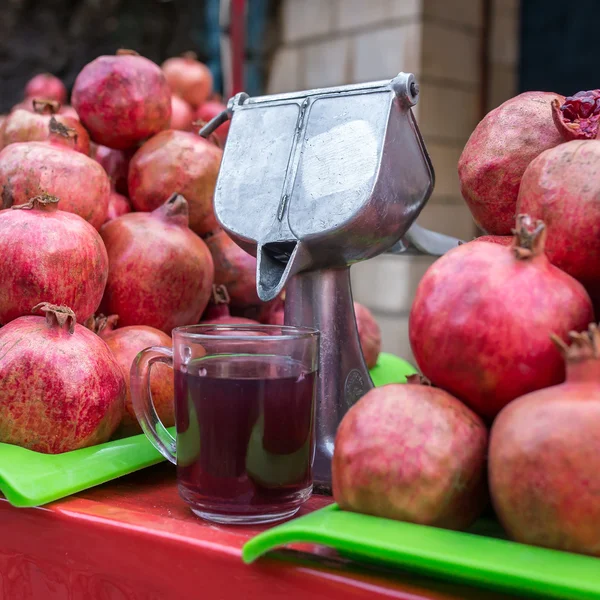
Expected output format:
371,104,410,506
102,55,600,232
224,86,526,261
0,464,519,600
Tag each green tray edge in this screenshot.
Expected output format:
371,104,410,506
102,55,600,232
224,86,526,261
242,506,600,599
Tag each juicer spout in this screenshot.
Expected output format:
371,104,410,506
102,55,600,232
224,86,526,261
256,241,310,302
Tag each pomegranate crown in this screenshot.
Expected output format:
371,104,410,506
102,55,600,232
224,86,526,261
211,284,230,305
12,193,60,211
49,116,78,142
32,303,76,334
84,313,119,336
32,98,60,115
551,323,600,363
511,214,547,259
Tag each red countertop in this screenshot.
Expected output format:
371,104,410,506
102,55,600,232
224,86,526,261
0,464,519,600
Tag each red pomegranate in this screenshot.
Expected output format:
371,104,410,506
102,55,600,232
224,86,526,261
105,190,131,222
1,101,90,154
0,303,124,453
516,139,600,313
204,229,260,308
552,90,600,140
201,285,259,325
470,235,512,246
354,302,382,369
170,95,194,131
101,324,174,435
236,293,286,325
162,53,213,107
128,130,222,236
24,73,67,104
100,194,214,334
409,214,594,421
0,195,108,325
195,101,229,145
72,50,171,149
458,92,565,235
0,140,110,229
490,323,600,556
91,144,133,195
333,380,488,530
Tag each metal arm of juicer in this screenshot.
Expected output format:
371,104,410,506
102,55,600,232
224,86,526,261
388,223,464,256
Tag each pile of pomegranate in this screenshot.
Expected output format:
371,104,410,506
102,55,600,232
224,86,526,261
333,86,600,560
0,53,383,455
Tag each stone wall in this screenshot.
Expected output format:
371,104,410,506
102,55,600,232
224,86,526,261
267,0,520,361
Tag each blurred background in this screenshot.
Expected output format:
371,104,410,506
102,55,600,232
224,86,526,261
2,0,597,360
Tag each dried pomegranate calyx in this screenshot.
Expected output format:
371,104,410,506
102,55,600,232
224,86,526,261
510,214,546,259
32,302,76,334
552,90,600,141
551,323,600,363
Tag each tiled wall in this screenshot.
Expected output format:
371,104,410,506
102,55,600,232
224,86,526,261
267,0,520,362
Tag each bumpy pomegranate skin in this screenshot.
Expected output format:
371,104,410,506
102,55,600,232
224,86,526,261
409,215,594,421
102,325,174,434
458,92,564,235
0,304,125,453
0,141,110,229
100,194,214,334
128,130,222,237
72,51,171,149
517,139,600,313
333,383,488,530
490,324,600,556
470,235,512,246
0,195,108,325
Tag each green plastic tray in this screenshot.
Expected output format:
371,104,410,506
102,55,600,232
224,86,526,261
243,505,600,599
0,353,417,508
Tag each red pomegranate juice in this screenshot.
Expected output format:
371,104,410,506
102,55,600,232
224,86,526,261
175,355,316,522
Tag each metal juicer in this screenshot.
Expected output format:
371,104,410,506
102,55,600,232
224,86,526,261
201,73,460,491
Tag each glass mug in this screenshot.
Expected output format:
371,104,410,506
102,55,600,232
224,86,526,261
131,324,319,525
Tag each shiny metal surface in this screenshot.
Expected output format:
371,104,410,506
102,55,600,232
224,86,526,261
213,73,437,490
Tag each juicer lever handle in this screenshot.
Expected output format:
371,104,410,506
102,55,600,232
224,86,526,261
198,110,231,138
388,223,463,257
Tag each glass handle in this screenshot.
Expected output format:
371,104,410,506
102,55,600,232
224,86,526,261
130,345,176,464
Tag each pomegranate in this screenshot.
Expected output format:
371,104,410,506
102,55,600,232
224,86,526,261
409,214,594,421
516,140,600,313
101,324,174,435
333,379,488,530
201,285,259,325
1,101,90,154
0,195,108,325
0,303,124,453
100,193,214,334
72,50,171,149
24,73,67,104
471,235,512,246
128,130,222,236
490,323,600,556
195,101,229,145
204,229,260,308
552,90,600,140
170,95,194,131
0,140,110,229
91,144,133,195
105,190,131,222
354,302,382,369
458,92,565,235
162,52,213,107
